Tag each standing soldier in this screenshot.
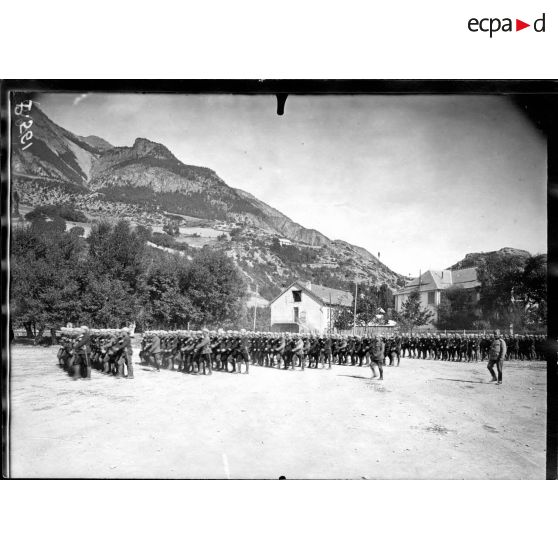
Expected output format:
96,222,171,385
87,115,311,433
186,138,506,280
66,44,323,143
369,335,385,380
292,333,305,371
182,332,197,373
480,334,491,361
119,327,134,379
149,331,162,371
487,330,507,385
72,326,91,380
275,333,287,369
237,329,251,374
196,328,213,375
322,333,333,369
391,334,402,367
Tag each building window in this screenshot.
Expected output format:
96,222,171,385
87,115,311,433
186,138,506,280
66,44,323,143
292,290,302,302
427,291,435,305
294,307,299,322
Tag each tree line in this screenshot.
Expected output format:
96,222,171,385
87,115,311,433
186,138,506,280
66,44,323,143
332,283,395,330
10,218,248,341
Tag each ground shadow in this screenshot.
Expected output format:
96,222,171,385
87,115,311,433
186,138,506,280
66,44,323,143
435,378,487,384
338,374,372,380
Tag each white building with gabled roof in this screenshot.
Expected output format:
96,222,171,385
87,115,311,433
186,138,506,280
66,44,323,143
269,280,353,333
394,267,481,324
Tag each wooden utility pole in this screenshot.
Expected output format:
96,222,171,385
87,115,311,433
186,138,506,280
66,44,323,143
353,279,358,335
253,284,258,331
329,292,332,334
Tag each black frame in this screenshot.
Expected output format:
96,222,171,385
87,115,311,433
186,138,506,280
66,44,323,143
1,79,556,480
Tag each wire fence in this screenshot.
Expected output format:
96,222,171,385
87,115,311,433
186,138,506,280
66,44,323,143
339,325,398,336
339,326,547,336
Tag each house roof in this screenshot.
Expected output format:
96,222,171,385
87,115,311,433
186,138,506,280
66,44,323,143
269,281,353,307
395,267,480,295
305,283,353,307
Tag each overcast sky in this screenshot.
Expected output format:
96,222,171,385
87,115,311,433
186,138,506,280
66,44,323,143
39,93,547,277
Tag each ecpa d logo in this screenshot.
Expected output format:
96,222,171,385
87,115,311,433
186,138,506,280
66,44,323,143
468,13,545,37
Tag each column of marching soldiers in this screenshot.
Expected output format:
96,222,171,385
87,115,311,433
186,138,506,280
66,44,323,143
57,326,547,380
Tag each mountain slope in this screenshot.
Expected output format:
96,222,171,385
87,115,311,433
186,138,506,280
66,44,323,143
12,106,106,184
233,188,330,246
79,135,113,151
11,104,405,295
450,247,532,270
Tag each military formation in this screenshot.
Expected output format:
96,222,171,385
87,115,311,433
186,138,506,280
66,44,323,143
137,330,546,372
57,326,547,385
398,332,546,362
57,326,134,380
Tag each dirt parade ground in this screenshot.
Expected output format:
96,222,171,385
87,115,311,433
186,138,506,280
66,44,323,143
8,345,547,479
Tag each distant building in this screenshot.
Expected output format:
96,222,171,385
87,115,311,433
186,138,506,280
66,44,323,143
278,237,293,246
269,280,353,333
394,267,480,324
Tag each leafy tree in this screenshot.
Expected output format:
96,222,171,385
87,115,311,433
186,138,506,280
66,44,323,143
180,248,247,328
517,254,547,327
28,215,66,235
333,308,354,331
69,226,85,237
78,274,139,329
10,226,83,340
476,252,537,329
135,224,153,243
150,232,189,251
355,284,379,326
393,289,433,333
378,283,394,310
163,222,180,236
88,220,145,287
25,204,88,223
141,256,199,329
436,286,478,330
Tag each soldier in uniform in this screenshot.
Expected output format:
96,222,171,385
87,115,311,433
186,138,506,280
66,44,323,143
322,333,333,369
369,335,385,380
71,326,92,380
195,328,213,375
480,335,491,361
292,333,305,371
409,335,417,358
307,334,320,368
390,334,402,367
148,331,162,371
487,330,507,385
337,335,348,365
236,329,251,374
274,333,287,369
118,327,134,378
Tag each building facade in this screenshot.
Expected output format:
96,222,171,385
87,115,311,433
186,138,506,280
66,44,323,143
394,268,480,325
269,281,353,333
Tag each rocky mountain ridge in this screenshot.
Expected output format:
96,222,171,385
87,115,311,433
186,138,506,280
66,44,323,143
11,103,405,298
450,247,533,270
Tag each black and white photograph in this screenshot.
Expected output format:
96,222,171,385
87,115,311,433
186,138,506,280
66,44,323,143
3,85,554,479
